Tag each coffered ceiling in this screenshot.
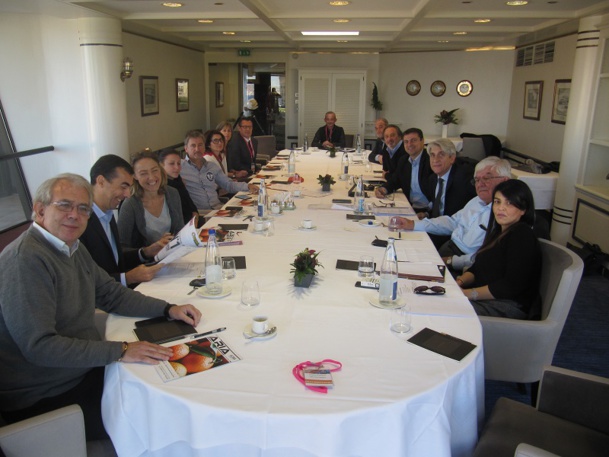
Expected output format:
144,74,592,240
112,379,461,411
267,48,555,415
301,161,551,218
12,0,609,52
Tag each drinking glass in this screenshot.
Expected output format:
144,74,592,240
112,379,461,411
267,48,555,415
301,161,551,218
241,279,261,307
358,255,375,278
389,303,412,334
263,220,275,237
222,257,236,280
388,216,401,232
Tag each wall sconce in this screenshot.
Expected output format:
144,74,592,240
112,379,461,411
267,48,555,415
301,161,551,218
120,57,134,82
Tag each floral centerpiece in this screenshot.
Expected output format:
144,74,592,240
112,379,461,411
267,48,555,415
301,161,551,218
317,174,336,191
290,248,323,287
327,146,337,158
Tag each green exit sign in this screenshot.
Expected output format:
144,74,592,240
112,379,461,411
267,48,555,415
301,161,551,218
238,49,251,57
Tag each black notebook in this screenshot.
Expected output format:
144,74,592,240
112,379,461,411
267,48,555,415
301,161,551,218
336,259,376,271
408,327,476,361
133,317,197,344
222,255,247,269
347,214,375,220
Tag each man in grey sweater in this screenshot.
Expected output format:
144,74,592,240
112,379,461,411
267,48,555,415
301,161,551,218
0,173,201,440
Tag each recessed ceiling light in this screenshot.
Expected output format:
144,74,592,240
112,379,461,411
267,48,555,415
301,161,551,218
438,40,450,43
337,40,349,43
197,19,214,23
162,2,183,7
223,32,235,35
302,31,359,36
474,19,492,23
333,19,351,23
506,1,528,5
329,1,350,6
240,40,251,43
453,32,468,35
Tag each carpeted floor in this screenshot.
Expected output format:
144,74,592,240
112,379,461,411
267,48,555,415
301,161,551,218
484,272,609,420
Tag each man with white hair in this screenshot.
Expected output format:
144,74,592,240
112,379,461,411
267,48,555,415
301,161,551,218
389,156,512,271
311,111,346,149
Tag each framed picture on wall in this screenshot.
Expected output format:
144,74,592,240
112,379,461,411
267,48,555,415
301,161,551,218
551,79,571,124
176,79,189,112
523,80,543,120
215,82,224,107
140,76,159,116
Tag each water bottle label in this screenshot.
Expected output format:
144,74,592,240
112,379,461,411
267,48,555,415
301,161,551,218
258,204,265,218
357,197,365,213
379,277,398,303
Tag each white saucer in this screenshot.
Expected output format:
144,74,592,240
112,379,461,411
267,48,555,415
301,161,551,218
369,296,406,310
243,324,277,340
359,219,381,227
196,285,232,299
298,225,317,231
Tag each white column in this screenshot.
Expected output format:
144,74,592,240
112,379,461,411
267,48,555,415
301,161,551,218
551,16,602,245
78,17,130,163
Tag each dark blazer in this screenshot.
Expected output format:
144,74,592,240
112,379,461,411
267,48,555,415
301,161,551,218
79,212,141,283
423,161,476,217
311,125,346,149
167,176,198,224
381,142,407,179
367,138,386,164
227,135,258,174
383,150,433,204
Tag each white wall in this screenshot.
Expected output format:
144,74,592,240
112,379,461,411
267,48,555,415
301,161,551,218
0,13,91,195
506,34,577,163
123,33,206,152
378,50,514,140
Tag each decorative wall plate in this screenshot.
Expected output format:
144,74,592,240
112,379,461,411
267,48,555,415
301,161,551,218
430,80,446,97
406,80,421,96
457,80,473,97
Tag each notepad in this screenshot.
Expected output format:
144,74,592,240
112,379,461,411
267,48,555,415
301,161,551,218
408,327,476,361
133,317,197,344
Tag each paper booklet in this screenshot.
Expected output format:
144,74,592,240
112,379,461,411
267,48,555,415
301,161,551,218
155,336,241,382
199,228,243,247
206,208,243,218
154,216,202,264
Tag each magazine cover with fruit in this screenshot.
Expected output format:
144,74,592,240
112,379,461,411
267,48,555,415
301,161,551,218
155,336,241,382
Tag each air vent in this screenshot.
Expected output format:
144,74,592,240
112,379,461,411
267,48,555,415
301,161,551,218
516,41,555,67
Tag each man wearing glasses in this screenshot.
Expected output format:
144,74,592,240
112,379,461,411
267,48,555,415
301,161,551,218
389,157,511,272
227,117,258,177
0,173,201,440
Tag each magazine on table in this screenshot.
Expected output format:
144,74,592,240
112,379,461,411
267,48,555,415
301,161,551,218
154,216,202,264
155,336,241,382
199,228,243,247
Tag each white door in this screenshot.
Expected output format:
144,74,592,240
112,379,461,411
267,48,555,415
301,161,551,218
298,70,366,146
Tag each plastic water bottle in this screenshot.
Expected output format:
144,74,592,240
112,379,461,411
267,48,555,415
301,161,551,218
379,238,398,304
288,149,296,175
304,133,308,152
258,178,267,219
354,175,365,214
356,133,362,155
204,229,222,295
341,151,349,177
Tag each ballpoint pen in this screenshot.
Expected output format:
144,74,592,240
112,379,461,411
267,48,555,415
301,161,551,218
158,327,227,345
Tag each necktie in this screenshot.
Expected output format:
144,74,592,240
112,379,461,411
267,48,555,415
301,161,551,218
431,178,444,218
247,140,254,159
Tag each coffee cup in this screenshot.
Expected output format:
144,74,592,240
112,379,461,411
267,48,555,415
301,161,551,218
293,189,302,197
252,315,268,334
302,219,313,229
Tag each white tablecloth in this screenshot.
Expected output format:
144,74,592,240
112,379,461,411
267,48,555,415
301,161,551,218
102,149,484,457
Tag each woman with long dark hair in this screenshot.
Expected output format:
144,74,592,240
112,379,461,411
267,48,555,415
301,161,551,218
456,179,541,319
158,148,199,224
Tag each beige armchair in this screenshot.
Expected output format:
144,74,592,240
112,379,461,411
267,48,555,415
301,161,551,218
474,366,609,457
480,239,584,384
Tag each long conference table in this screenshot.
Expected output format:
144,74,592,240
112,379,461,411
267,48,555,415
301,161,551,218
102,148,484,457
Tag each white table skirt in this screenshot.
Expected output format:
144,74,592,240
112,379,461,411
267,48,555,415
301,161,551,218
103,149,484,457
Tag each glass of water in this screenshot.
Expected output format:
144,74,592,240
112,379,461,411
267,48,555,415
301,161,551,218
358,255,375,278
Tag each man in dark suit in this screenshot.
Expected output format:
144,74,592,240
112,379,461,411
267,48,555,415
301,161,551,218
379,124,406,180
79,155,163,287
311,111,346,149
367,117,388,164
227,117,258,177
422,138,476,219
374,128,432,213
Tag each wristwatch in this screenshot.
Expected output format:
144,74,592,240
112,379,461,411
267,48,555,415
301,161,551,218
470,288,479,300
445,257,452,266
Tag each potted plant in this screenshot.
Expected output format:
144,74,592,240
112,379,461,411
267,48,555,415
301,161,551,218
371,82,383,112
290,248,323,288
317,174,336,192
434,108,459,138
328,146,337,158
